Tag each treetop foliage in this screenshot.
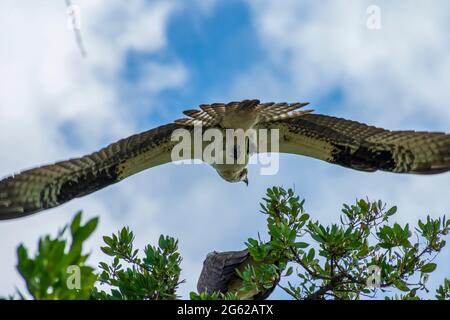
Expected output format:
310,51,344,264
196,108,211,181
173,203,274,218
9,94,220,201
4,187,449,300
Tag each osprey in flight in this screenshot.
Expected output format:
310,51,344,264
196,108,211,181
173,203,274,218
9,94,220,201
1,99,449,220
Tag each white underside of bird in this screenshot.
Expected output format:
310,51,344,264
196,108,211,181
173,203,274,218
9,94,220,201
175,99,313,184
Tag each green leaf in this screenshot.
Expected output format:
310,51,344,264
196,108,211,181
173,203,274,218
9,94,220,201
358,199,369,212
285,266,294,277
311,234,324,243
307,248,315,262
386,206,397,216
101,246,114,256
394,280,410,292
299,214,310,223
421,263,437,273
294,242,309,249
70,211,83,236
158,235,166,249
103,236,114,247
120,227,129,242
76,217,99,242
17,245,28,263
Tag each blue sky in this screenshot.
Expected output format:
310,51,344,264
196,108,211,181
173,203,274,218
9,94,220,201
0,0,449,299
120,0,266,128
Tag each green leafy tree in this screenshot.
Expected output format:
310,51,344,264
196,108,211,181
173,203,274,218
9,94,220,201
14,212,98,299
233,187,449,300
4,187,449,300
93,229,183,300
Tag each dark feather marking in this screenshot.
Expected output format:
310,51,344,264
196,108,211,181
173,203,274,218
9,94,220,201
274,116,401,172
331,144,397,172
0,123,190,219
54,166,119,205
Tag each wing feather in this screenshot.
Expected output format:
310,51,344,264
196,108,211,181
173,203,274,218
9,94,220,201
261,114,450,174
2,102,450,220
0,124,191,220
197,250,249,295
197,249,277,300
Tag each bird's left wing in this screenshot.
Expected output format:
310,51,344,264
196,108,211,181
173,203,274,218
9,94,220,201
0,123,194,220
259,113,450,174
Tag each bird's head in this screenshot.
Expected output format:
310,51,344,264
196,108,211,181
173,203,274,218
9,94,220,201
239,168,249,186
217,167,249,186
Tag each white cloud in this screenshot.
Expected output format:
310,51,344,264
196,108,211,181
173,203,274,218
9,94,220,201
141,61,188,93
243,0,450,129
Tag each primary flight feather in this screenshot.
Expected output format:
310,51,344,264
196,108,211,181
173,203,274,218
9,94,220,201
1,99,449,220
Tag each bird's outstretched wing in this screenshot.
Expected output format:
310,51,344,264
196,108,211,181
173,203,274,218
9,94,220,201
2,101,450,220
0,124,190,220
260,114,450,174
197,249,277,300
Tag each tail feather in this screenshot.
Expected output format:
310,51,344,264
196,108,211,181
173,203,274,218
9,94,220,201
174,99,313,127
200,103,226,120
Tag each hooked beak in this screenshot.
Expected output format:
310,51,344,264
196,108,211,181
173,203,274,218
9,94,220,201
243,177,249,186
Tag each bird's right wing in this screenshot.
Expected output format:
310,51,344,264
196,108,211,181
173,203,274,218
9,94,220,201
0,123,194,220
260,113,450,174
